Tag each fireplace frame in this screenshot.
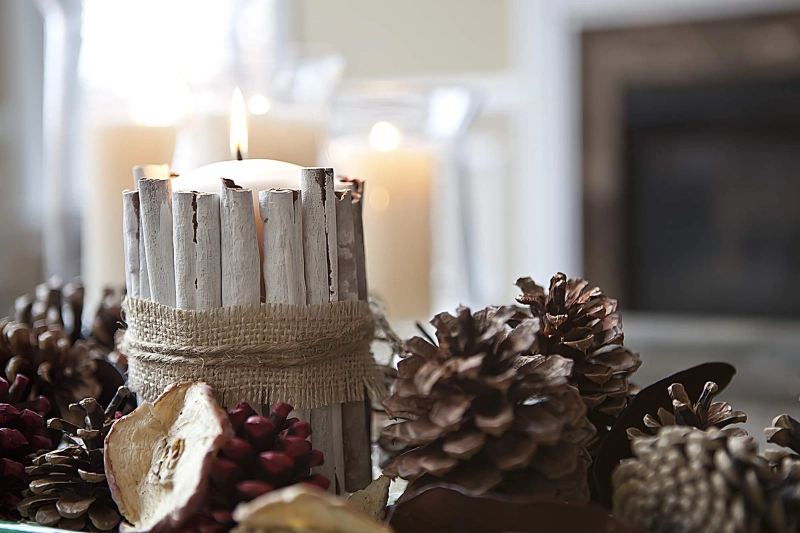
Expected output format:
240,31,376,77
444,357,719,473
582,11,800,302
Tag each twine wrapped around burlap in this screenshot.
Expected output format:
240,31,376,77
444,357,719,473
120,296,383,408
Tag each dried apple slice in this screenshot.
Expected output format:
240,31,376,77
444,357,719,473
105,382,233,532
232,485,393,533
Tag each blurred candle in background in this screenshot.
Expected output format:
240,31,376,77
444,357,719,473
326,83,479,320
328,122,436,319
80,80,182,315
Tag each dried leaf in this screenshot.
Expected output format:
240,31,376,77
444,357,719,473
592,362,737,507
387,483,641,533
348,476,391,522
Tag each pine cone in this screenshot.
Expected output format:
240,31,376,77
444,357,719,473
187,402,330,532
516,273,642,435
613,426,800,533
12,278,84,345
1,282,126,422
381,306,595,501
90,288,124,353
18,386,130,531
0,374,53,520
628,381,747,439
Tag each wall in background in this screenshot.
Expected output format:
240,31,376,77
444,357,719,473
289,0,511,78
0,0,45,312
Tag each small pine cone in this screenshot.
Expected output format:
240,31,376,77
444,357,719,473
0,375,53,520
90,288,124,353
628,381,748,439
613,426,800,533
516,274,642,436
381,306,595,501
1,314,124,424
188,402,330,532
18,386,130,531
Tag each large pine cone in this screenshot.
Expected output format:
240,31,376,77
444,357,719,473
613,426,800,533
0,375,52,520
1,281,125,422
18,386,130,532
516,273,641,434
628,381,747,439
381,306,595,501
187,402,330,532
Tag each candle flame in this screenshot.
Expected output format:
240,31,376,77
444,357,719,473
230,87,248,160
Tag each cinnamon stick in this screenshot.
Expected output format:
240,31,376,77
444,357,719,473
301,167,345,493
138,177,176,306
220,179,260,306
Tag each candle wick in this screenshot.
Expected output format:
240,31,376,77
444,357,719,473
236,146,244,161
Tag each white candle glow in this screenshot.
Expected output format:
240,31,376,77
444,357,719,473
170,89,303,230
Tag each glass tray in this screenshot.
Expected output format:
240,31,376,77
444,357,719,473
0,523,67,533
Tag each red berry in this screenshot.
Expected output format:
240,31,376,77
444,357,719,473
269,402,293,422
0,404,20,425
309,449,324,468
302,474,330,491
285,420,312,439
17,409,44,432
281,437,312,459
210,458,240,485
0,458,24,478
228,403,258,433
236,480,274,500
28,435,53,453
8,374,29,404
244,416,275,449
0,428,28,449
221,437,252,463
210,509,234,525
259,451,294,478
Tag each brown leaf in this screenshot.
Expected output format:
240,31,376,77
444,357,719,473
387,484,642,533
592,362,737,507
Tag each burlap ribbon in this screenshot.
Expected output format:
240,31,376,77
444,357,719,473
121,296,382,408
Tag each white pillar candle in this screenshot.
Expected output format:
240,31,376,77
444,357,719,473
327,126,435,319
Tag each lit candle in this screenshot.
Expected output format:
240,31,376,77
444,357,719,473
327,122,435,319
170,88,303,235
171,90,324,172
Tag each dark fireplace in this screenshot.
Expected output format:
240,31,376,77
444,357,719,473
582,11,800,318
624,79,800,317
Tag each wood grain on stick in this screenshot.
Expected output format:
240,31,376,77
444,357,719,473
260,189,306,305
139,177,176,306
173,191,222,309
336,190,373,491
220,179,261,306
301,168,344,492
122,190,142,298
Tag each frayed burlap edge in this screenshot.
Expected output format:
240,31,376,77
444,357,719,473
121,296,384,408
